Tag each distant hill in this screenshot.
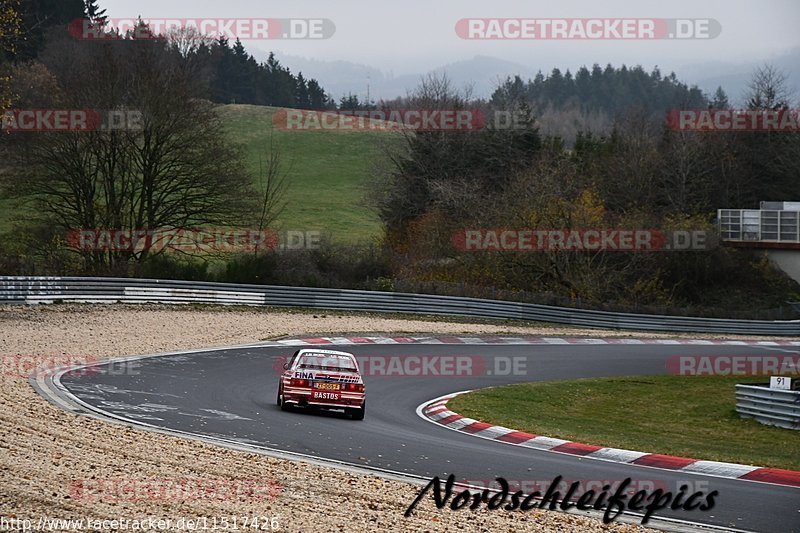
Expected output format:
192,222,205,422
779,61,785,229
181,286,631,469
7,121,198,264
676,47,800,106
254,53,534,102
257,49,800,106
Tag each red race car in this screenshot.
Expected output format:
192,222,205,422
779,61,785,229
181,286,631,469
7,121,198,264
277,349,366,420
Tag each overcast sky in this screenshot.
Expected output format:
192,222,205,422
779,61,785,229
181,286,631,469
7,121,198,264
97,0,799,75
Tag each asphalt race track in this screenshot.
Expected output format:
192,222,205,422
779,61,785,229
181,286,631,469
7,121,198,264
57,342,800,532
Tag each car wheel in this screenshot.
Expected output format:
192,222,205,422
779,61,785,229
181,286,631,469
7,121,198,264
350,402,365,420
278,386,291,411
280,395,292,411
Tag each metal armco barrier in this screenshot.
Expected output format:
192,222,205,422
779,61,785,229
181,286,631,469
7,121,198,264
1,276,799,336
736,384,800,429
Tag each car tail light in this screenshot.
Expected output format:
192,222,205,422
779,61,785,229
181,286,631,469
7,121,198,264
290,378,309,387
346,383,364,393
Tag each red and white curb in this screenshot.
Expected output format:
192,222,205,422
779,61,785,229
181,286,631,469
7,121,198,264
417,392,800,489
262,335,800,347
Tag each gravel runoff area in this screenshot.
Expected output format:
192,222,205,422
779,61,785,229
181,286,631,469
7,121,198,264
3,304,771,533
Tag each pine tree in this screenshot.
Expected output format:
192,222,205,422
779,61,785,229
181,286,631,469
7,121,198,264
294,72,310,108
263,52,296,107
710,87,729,109
307,79,329,110
339,93,361,111
84,0,106,24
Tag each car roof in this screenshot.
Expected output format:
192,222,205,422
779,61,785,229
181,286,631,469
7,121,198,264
296,349,356,358
292,349,360,373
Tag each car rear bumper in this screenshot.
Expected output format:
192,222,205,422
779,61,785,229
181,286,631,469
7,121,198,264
284,387,365,408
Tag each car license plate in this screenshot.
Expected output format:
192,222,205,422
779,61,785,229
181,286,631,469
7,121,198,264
313,382,341,391
312,391,341,401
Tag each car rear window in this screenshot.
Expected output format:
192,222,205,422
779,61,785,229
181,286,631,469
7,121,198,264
297,353,358,372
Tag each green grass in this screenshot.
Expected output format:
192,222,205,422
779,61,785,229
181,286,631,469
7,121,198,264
447,375,800,471
217,104,398,244
0,198,15,232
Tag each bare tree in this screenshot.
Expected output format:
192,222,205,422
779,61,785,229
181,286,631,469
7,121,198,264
4,31,257,272
657,130,715,213
739,64,800,202
166,25,213,58
745,63,794,110
255,132,289,255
